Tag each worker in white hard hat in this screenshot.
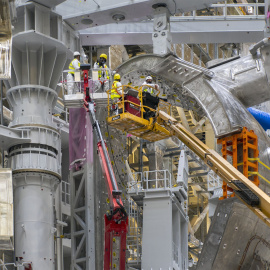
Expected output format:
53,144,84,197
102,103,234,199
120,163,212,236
141,75,160,119
93,53,110,91
67,51,81,95
142,76,159,95
110,73,123,114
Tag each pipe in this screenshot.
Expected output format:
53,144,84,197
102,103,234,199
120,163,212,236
247,107,270,130
1,80,4,168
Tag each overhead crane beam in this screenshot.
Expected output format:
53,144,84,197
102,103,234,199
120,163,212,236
159,111,270,227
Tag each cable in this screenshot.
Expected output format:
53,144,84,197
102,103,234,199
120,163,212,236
105,121,126,188
238,235,270,270
172,0,177,15
92,0,100,8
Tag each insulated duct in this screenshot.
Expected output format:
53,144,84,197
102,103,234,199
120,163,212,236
247,107,270,130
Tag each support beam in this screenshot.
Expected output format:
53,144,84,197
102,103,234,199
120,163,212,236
80,20,265,45
192,205,209,234
57,0,223,30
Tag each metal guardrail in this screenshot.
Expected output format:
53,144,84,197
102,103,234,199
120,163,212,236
176,1,265,21
62,181,70,205
127,198,142,264
207,170,222,191
128,170,172,193
61,68,112,96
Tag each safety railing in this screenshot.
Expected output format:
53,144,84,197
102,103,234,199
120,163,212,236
62,181,70,205
176,1,265,21
207,170,222,191
107,85,144,117
61,68,112,96
144,170,171,190
127,198,142,264
106,85,171,119
128,170,172,193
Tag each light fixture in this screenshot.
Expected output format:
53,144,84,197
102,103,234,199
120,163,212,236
81,18,93,25
112,14,125,22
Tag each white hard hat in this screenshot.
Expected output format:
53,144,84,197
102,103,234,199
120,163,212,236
146,76,152,81
73,51,80,57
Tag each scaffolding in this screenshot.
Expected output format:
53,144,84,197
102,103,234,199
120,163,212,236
217,127,259,200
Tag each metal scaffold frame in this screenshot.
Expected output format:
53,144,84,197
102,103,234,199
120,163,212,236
70,164,95,270
217,127,259,200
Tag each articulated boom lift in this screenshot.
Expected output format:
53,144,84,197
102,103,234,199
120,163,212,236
82,67,128,270
106,88,270,228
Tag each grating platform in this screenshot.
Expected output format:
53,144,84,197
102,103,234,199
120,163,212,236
233,180,260,206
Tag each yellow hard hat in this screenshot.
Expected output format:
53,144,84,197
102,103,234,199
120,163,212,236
114,73,121,80
100,53,107,60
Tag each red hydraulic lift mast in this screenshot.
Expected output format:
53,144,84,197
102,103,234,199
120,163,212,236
82,66,128,270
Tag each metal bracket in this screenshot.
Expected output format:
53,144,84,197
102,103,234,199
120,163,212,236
0,125,31,150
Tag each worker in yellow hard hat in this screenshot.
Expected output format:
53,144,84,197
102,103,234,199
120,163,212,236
110,73,123,114
94,53,110,92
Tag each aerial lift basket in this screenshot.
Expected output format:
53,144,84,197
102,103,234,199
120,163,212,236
106,85,171,142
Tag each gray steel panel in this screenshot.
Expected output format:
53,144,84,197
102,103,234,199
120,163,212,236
57,0,221,30
79,20,265,45
0,125,30,149
197,199,270,269
142,195,173,269
196,198,236,270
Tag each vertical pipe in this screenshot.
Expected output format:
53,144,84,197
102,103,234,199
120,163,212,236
1,80,3,125
139,139,143,173
1,80,4,168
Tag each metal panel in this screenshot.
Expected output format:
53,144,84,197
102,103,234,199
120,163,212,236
0,169,13,250
80,20,265,46
0,0,12,79
176,150,188,194
142,195,173,269
197,199,270,269
56,0,225,30
70,164,96,270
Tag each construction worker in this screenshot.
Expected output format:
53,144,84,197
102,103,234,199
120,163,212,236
141,76,160,119
110,73,123,114
94,53,110,91
142,76,159,96
67,51,81,95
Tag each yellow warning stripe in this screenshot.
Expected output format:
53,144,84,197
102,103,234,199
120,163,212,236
248,171,270,185
248,157,270,171
237,158,270,171
236,157,270,184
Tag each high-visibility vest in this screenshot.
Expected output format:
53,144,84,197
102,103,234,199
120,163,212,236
97,63,109,79
68,58,80,74
111,81,121,99
143,86,154,95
